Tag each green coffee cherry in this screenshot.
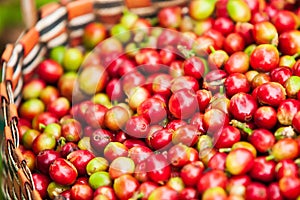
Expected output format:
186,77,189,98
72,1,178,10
110,24,131,43
50,46,66,65
89,171,112,189
227,0,251,22
63,48,83,71
189,0,217,21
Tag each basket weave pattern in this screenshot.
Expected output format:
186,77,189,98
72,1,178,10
0,0,188,199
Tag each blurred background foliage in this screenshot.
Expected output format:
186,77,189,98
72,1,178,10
0,0,58,54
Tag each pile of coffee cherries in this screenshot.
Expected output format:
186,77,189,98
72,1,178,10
18,0,300,199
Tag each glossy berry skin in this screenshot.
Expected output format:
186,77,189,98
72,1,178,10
197,169,228,193
234,22,254,46
172,124,200,147
22,79,46,100
49,158,78,186
183,57,206,80
208,49,229,69
109,157,135,179
67,150,95,176
249,156,276,183
254,106,277,129
180,161,205,187
292,111,300,133
213,17,234,36
215,0,229,18
202,187,227,200
293,60,300,76
103,142,128,163
187,147,199,162
90,129,114,153
125,115,150,138
127,86,151,111
196,89,212,112
159,47,177,66
152,74,173,97
104,105,130,131
275,159,299,179
84,104,108,128
47,97,70,119
61,119,83,143
209,96,230,115
158,6,182,28
39,86,60,105
225,73,251,97
225,148,254,175
135,49,162,74
167,143,189,167
168,89,198,119
279,176,300,199
93,186,117,200
279,30,300,55
121,71,146,95
203,69,227,93
267,182,283,200
256,82,286,107
193,17,214,36
60,142,79,158
250,44,279,72
271,138,299,161
203,29,225,50
137,97,167,125
245,182,268,200
252,21,278,44
251,11,269,24
249,129,275,153
251,72,271,89
148,186,179,200
146,154,171,183
19,98,45,120
32,133,56,154
279,54,297,69
171,76,199,94
106,79,125,102
224,51,249,74
32,112,58,131
36,149,61,174
37,59,64,84
178,187,198,200
193,36,217,57
83,22,106,49
134,161,148,183
273,10,298,34
32,173,51,199
277,99,300,126
147,128,173,151
226,175,251,196
223,33,245,54
203,108,229,135
270,66,293,85
128,146,152,164
135,181,158,200
113,175,139,200
213,126,241,149
285,76,300,98
70,183,93,200
230,92,258,122
207,152,227,171
123,139,146,149
167,119,187,131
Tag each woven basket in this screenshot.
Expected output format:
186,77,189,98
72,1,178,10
0,0,189,199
